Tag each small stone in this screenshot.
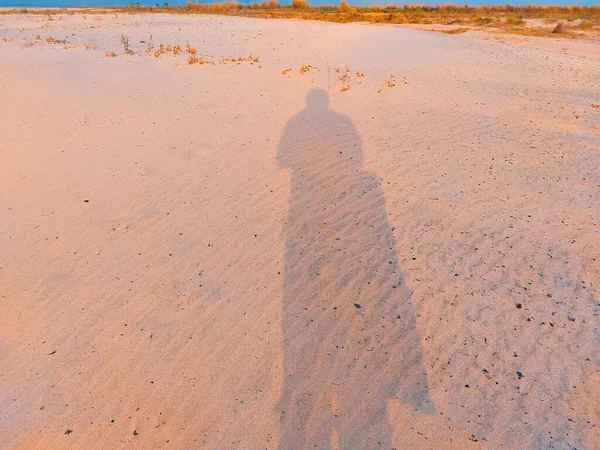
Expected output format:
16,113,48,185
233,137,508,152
133,430,138,436
65,429,72,435
353,303,361,309
516,303,522,309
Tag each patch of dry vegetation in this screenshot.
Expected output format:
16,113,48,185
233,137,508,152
120,33,133,55
377,74,407,93
378,75,396,93
299,64,317,74
42,36,67,44
435,27,470,34
339,1,356,14
110,2,600,39
2,3,599,40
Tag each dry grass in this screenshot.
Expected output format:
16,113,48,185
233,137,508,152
552,20,566,33
299,64,317,74
45,36,66,44
377,74,406,93
437,27,470,34
120,33,133,55
111,34,260,67
2,3,599,40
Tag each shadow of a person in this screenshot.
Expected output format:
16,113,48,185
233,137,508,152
277,89,433,449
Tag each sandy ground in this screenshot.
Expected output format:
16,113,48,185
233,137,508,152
394,23,600,60
1,12,599,450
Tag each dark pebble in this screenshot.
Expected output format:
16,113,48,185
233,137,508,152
516,303,522,309
65,429,72,435
354,303,361,309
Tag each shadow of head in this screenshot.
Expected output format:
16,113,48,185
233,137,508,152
306,88,329,109
278,87,365,171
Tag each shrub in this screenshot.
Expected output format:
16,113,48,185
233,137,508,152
292,0,308,9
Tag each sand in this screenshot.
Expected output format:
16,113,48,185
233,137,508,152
1,12,599,449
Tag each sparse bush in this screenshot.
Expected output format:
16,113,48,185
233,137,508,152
340,1,352,13
120,33,133,55
292,0,308,9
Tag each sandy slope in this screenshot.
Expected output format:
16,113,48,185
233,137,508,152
0,12,599,449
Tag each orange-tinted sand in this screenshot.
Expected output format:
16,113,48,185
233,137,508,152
1,12,599,449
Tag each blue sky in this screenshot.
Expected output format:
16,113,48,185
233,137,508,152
1,0,597,8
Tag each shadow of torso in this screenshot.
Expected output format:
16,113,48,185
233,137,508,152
277,90,432,449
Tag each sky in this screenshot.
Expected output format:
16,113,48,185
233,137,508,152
1,0,597,8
